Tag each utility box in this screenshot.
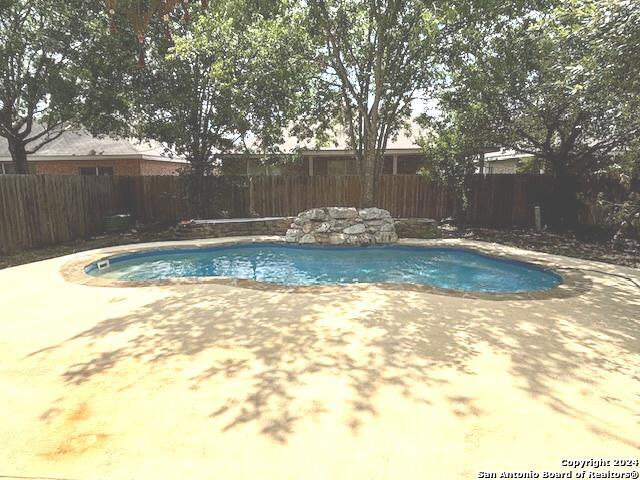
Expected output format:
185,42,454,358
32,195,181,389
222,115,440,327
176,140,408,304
104,214,133,233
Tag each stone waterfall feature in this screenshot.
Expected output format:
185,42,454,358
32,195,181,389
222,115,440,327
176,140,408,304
285,207,398,245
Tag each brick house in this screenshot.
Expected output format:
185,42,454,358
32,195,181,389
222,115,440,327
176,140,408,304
0,129,187,176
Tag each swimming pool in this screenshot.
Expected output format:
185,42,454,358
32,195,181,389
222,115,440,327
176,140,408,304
85,243,562,293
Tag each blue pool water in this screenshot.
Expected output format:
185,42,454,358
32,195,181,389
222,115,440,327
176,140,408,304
86,243,562,293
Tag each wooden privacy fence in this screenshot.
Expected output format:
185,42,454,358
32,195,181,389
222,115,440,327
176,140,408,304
0,175,131,255
247,175,456,218
1,173,635,254
466,174,556,227
0,174,248,254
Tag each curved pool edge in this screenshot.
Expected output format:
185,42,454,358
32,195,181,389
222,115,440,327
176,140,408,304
59,236,591,301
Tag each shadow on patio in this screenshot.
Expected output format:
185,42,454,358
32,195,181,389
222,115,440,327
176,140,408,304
29,271,640,446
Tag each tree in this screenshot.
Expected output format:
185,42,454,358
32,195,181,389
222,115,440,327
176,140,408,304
417,106,493,217
91,0,317,215
181,0,318,160
435,0,640,224
443,2,639,180
573,0,640,93
0,0,122,173
117,4,241,215
301,0,440,207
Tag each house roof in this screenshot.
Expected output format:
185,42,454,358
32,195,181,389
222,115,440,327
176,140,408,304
0,127,187,163
285,124,427,154
235,122,430,157
1,123,509,163
233,121,499,157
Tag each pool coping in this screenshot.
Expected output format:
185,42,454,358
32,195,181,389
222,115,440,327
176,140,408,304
60,235,591,300
59,236,591,301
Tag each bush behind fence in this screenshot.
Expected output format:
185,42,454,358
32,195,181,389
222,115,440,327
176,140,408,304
0,174,635,254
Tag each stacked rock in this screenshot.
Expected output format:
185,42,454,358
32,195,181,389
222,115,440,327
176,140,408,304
285,207,398,245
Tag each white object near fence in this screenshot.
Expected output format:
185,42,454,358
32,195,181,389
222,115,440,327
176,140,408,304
534,206,542,231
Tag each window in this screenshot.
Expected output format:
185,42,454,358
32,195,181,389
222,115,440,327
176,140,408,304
247,159,267,176
315,157,357,175
382,157,394,174
308,157,356,175
79,166,114,176
397,156,421,174
1,163,15,174
312,158,328,175
345,158,358,174
267,165,284,176
327,158,346,175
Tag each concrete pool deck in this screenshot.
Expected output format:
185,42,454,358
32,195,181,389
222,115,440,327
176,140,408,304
0,237,639,479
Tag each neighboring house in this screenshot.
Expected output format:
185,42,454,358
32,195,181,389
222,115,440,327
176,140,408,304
0,128,187,176
221,124,432,176
1,126,539,177
221,123,504,177
483,150,541,174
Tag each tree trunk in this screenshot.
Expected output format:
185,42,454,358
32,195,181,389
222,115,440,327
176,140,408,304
549,154,578,228
8,138,28,174
180,156,209,219
193,161,208,218
360,137,378,208
360,162,375,207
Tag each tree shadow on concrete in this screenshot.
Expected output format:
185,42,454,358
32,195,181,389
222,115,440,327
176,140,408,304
29,271,640,446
